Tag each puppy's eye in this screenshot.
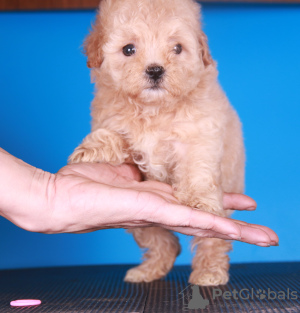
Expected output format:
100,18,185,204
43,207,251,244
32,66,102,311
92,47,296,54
173,43,182,55
123,44,136,56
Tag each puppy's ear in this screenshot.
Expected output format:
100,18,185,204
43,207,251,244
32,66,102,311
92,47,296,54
83,16,104,68
198,30,213,67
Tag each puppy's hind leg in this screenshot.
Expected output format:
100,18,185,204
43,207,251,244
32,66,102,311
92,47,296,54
125,227,181,283
69,128,129,165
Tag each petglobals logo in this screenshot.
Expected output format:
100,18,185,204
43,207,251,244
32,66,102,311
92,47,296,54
212,288,298,301
179,286,298,310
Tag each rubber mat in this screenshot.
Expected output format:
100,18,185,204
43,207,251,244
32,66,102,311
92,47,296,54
0,262,299,312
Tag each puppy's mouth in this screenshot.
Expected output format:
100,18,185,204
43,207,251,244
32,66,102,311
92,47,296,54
144,85,167,96
141,82,167,100
147,84,162,91
145,80,165,91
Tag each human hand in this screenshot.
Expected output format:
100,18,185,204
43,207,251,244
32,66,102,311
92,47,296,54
37,162,278,247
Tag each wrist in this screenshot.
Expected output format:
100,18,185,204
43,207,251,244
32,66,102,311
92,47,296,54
0,148,53,232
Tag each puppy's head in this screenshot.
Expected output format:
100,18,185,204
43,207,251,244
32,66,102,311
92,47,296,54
85,0,213,104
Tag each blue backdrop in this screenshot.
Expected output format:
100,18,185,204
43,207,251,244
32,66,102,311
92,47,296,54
0,4,299,270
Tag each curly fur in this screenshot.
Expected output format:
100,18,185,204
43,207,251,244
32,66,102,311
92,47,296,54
69,0,245,286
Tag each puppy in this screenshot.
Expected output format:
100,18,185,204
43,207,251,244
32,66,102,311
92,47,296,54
69,0,245,286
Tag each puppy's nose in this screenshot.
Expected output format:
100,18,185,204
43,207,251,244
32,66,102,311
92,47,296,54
146,65,165,81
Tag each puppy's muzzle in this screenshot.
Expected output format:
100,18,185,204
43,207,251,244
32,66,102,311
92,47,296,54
146,64,165,83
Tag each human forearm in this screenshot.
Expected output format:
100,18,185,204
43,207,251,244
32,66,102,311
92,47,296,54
0,148,52,231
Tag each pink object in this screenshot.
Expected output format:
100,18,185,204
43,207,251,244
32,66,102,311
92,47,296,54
10,299,41,307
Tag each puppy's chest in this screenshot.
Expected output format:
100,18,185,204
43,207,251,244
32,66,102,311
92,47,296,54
125,127,188,182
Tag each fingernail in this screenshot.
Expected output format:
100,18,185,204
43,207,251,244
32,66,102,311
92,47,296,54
271,242,279,246
256,242,271,247
247,207,256,211
228,234,242,240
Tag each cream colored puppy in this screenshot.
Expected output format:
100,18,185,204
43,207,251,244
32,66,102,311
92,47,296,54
69,0,245,286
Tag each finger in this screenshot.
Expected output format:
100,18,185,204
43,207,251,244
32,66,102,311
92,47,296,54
231,223,272,246
138,180,174,195
111,164,142,181
231,219,279,245
144,201,277,245
223,193,257,211
156,218,275,246
159,224,276,247
143,201,242,240
158,225,235,240
105,176,176,198
80,185,277,246
139,189,179,204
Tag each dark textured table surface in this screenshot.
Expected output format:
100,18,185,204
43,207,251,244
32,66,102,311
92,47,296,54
0,262,300,312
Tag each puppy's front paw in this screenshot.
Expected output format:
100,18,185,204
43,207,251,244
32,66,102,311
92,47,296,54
189,269,229,286
69,144,124,164
69,146,96,163
69,129,128,165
